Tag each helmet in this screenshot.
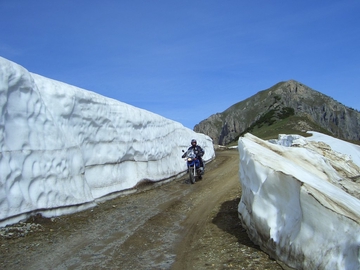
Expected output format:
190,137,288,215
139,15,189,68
191,139,197,145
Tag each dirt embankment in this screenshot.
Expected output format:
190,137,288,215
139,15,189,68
0,150,283,270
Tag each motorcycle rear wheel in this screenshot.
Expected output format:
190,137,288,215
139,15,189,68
189,166,195,184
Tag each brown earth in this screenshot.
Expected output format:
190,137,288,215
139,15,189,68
0,149,284,270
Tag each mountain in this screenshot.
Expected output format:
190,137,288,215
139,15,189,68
194,80,360,145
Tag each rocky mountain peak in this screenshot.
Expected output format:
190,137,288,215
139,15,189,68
194,80,360,145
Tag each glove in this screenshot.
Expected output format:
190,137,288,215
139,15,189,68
181,154,186,158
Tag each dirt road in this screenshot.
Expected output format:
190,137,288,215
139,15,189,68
0,149,283,269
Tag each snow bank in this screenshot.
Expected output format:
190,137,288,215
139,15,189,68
0,57,214,227
238,133,360,269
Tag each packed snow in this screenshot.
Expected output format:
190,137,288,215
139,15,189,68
0,57,215,227
238,132,360,269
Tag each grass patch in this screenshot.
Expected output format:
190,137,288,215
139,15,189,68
232,115,331,143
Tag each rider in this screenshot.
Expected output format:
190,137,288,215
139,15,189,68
184,139,205,171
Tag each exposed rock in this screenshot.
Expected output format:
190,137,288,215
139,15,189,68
194,80,360,145
0,222,44,239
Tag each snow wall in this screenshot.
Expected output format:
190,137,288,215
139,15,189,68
238,133,360,270
0,57,215,227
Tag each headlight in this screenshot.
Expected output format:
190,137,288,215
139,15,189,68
187,158,192,161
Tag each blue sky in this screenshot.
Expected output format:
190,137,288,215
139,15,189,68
1,1,359,129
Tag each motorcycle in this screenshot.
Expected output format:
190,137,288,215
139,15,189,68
182,149,204,184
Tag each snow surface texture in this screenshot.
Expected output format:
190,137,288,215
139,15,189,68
0,57,215,227
239,133,360,269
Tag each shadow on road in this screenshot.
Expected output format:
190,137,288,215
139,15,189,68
212,197,262,251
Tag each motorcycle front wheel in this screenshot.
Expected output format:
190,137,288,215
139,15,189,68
189,166,195,184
